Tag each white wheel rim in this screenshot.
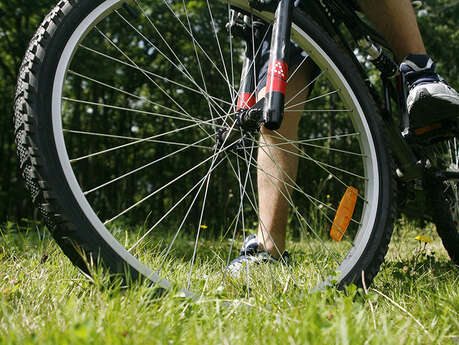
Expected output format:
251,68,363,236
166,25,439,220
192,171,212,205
51,0,382,293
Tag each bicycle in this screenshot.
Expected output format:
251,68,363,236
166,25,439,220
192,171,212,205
14,0,458,297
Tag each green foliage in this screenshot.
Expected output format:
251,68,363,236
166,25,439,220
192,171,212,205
417,0,459,87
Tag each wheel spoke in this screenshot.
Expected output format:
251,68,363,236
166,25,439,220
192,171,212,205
187,147,220,290
78,44,233,108
103,141,234,225
233,135,363,227
206,0,233,104
129,155,228,254
94,22,226,129
133,0,231,121
241,136,344,264
83,135,213,195
228,143,343,274
285,69,324,106
67,70,197,120
181,0,223,125
285,89,340,110
68,115,230,163
104,120,240,226
62,97,230,125
156,0,242,101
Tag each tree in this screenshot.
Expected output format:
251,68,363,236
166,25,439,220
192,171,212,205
417,0,458,87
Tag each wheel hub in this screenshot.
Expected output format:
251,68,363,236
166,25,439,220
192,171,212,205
216,104,263,151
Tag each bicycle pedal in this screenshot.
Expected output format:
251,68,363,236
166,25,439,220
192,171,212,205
413,119,458,145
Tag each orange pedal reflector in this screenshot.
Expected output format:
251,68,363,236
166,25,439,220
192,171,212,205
330,186,358,242
414,123,441,136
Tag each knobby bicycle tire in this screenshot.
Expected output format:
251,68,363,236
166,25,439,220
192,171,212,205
14,0,396,295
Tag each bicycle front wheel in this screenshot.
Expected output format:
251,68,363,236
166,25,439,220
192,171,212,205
14,0,395,295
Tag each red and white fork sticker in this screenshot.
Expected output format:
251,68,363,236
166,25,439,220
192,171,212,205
266,60,288,94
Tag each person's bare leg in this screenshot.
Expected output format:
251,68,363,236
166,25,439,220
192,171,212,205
358,0,426,62
256,61,312,258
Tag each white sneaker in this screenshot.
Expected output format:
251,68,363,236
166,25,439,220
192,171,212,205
227,235,289,275
407,81,459,129
400,55,459,129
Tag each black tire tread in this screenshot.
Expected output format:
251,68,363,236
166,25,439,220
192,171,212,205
14,0,95,274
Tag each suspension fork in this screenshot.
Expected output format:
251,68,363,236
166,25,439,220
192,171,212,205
219,3,293,150
262,0,294,130
231,1,293,128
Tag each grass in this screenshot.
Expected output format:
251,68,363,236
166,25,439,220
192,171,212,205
0,220,458,345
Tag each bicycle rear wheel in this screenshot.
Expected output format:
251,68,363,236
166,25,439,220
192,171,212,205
14,0,395,295
424,137,459,264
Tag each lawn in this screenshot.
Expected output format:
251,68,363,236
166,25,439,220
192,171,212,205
0,220,458,345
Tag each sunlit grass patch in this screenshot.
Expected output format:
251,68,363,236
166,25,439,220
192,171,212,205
0,221,458,345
